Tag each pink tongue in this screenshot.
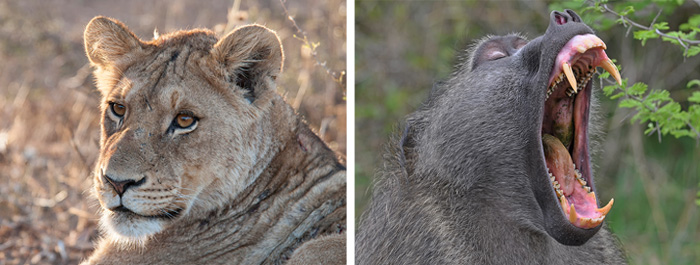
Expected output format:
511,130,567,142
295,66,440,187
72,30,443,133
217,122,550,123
542,134,575,195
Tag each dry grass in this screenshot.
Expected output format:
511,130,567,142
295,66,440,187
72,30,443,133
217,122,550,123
0,0,345,264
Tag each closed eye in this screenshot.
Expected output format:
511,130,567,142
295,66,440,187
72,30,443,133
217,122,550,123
486,50,507,60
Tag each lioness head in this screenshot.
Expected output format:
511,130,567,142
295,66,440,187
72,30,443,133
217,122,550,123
84,17,293,246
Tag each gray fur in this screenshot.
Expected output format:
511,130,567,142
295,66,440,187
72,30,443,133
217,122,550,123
357,10,626,264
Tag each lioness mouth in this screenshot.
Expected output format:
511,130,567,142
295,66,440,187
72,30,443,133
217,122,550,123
542,34,620,229
113,205,181,219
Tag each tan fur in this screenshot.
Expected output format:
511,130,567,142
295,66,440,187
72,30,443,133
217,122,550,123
81,16,345,264
287,233,346,265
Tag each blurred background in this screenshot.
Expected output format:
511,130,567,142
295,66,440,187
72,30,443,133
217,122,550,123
356,1,699,264
0,0,345,263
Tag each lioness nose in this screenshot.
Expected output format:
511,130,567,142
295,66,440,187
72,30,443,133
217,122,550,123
104,175,145,196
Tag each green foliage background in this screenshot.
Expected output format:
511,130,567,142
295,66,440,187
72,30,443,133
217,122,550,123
355,1,700,264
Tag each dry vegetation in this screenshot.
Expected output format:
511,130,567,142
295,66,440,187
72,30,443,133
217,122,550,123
0,0,346,264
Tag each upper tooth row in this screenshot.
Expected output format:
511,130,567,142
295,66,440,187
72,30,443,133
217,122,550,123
566,69,595,97
546,74,565,99
575,39,606,53
547,68,595,99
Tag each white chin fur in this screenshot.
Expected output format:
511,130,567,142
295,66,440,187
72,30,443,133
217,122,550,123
101,212,164,249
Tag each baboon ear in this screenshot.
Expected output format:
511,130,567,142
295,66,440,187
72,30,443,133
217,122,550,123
84,16,142,68
212,25,284,103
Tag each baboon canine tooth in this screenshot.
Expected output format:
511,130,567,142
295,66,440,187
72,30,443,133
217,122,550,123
563,62,577,93
600,59,622,85
569,204,577,223
596,198,614,215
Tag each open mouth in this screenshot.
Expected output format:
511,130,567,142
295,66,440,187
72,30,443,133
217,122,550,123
542,34,620,229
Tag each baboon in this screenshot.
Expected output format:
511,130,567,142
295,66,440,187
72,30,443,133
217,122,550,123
357,10,626,264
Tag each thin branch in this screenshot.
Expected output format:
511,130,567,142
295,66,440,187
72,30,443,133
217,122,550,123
687,123,700,146
278,0,346,91
650,9,662,27
601,4,700,55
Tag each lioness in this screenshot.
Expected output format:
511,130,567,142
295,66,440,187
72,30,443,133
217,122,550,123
81,16,346,264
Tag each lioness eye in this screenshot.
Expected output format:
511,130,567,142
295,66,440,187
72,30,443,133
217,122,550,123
175,113,196,128
110,102,126,117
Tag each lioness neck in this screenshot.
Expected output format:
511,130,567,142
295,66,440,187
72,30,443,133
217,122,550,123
87,103,346,265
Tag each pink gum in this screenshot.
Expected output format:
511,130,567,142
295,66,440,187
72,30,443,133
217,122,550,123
547,34,611,86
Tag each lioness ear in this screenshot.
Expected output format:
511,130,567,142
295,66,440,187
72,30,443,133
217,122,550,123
212,25,283,103
84,16,142,68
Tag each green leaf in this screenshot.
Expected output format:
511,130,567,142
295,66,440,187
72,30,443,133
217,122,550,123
620,98,642,108
653,22,669,31
689,92,700,103
671,129,691,138
688,80,700,89
680,14,700,30
627,82,648,96
611,92,625,100
660,37,680,46
603,84,617,96
686,46,700,57
659,102,681,114
634,30,659,46
615,18,626,26
646,89,671,102
619,5,635,16
660,31,684,46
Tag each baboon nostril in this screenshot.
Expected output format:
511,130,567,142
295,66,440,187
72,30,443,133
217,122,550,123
104,175,146,196
554,13,568,25
566,9,582,23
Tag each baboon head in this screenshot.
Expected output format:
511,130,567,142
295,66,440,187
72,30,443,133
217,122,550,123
411,10,620,246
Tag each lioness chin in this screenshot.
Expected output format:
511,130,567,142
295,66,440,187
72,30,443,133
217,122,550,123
81,16,345,265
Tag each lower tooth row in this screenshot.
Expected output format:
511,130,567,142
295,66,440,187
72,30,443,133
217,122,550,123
553,180,563,196
575,169,587,186
573,168,593,193
548,167,593,196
